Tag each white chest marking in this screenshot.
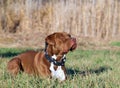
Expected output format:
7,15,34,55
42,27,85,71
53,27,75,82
50,54,66,81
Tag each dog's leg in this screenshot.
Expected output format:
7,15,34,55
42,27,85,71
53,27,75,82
7,57,23,76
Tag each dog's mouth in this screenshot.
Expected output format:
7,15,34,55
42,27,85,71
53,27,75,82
70,38,77,51
70,43,77,51
63,38,77,53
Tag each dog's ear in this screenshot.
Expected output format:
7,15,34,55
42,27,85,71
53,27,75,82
45,33,55,45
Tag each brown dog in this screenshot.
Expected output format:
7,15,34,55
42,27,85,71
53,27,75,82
7,32,77,81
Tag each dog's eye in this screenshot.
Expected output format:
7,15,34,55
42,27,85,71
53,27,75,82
68,34,71,38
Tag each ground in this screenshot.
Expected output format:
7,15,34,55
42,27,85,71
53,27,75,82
0,48,120,88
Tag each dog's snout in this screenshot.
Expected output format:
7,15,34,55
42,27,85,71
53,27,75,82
71,37,76,43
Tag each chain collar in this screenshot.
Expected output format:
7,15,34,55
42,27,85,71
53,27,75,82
44,42,66,66
44,52,66,66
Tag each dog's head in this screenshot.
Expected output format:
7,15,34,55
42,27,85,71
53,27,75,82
45,32,77,55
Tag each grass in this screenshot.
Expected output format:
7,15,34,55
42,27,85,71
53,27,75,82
110,41,120,47
0,48,120,88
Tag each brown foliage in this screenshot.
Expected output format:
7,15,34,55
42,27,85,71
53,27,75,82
0,0,120,48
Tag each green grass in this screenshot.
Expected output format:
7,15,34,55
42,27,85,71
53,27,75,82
0,48,120,88
110,41,120,47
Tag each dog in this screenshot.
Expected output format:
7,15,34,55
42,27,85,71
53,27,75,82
7,32,77,81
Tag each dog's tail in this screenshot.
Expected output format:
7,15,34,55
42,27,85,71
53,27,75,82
7,57,23,76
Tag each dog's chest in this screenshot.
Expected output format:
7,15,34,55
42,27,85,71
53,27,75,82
49,55,66,81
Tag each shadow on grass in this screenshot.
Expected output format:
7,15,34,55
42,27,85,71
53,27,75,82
0,48,43,58
0,51,19,58
0,48,29,58
67,66,112,76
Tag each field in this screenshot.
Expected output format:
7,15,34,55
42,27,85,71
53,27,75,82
0,48,120,88
0,0,120,88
